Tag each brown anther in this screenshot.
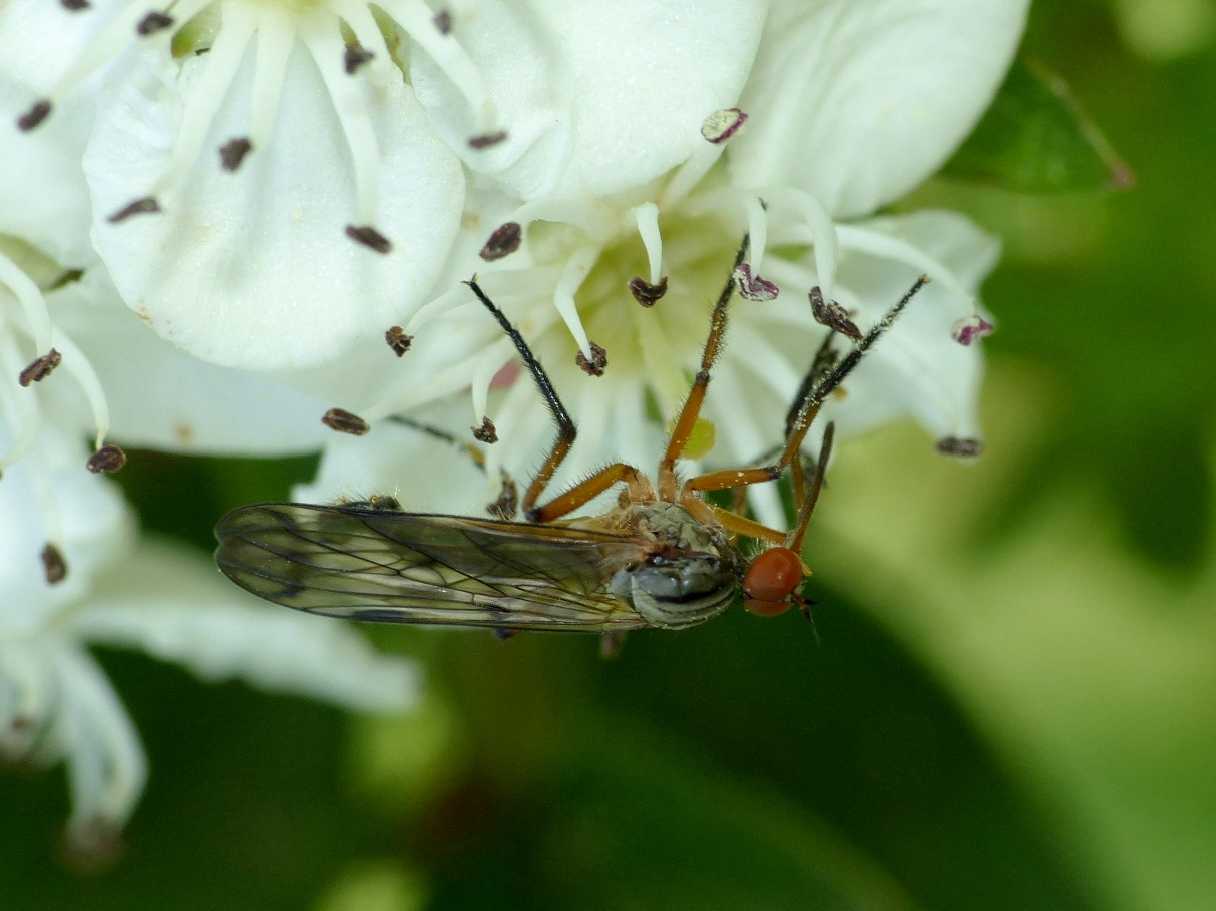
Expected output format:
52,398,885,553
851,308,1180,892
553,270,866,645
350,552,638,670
18,349,62,387
936,436,984,458
343,43,374,75
135,11,174,36
486,471,518,520
322,407,369,435
472,416,498,443
61,0,91,9
87,443,127,474
218,137,252,171
575,341,608,377
629,275,668,307
433,9,452,34
809,287,862,341
479,221,521,261
345,225,392,254
700,107,748,144
107,196,161,223
17,100,52,132
733,263,779,301
385,326,412,357
468,130,508,150
41,543,67,585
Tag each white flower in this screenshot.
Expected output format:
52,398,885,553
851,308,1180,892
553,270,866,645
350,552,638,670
6,0,482,370
302,1,1023,529
0,422,418,847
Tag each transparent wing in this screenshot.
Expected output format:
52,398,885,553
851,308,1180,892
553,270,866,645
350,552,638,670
214,503,652,632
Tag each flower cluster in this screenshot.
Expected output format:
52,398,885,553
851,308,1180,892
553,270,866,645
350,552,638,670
0,0,1028,846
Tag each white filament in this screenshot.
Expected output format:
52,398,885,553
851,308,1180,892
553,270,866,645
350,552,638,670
744,195,768,274
0,252,52,354
836,224,974,312
49,326,113,450
632,203,664,284
551,245,600,360
248,11,295,151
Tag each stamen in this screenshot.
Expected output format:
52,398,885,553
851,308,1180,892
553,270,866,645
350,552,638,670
345,225,392,254
322,407,369,435
629,276,667,307
836,224,974,311
468,131,508,150
662,107,749,208
0,252,53,353
303,16,386,237
552,246,600,360
745,196,768,273
951,315,995,346
41,543,68,585
86,444,127,474
151,8,255,199
0,335,40,471
18,349,62,387
937,437,984,458
809,287,861,341
135,11,174,37
106,197,161,223
770,188,839,302
376,0,494,132
632,203,665,284
385,326,412,356
575,341,607,377
218,137,252,172
480,222,522,261
16,100,52,132
51,326,115,450
733,263,779,301
248,12,294,153
471,416,498,443
343,43,375,75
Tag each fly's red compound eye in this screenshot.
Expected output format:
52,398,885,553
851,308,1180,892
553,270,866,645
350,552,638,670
743,547,804,617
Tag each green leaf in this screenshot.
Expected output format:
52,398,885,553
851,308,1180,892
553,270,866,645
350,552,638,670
943,58,1133,192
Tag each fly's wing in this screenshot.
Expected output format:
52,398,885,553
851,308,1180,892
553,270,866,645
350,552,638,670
215,503,651,632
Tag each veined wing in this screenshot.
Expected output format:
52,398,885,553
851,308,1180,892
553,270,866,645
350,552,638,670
214,503,651,632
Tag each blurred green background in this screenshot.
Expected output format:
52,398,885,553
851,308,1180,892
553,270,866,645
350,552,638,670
4,2,1214,909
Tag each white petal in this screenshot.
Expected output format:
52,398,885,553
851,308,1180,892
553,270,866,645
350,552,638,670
70,540,419,712
47,270,331,455
728,0,1029,216
410,0,767,199
48,643,147,833
84,38,465,369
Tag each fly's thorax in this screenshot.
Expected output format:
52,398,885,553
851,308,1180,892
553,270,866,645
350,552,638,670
610,503,740,630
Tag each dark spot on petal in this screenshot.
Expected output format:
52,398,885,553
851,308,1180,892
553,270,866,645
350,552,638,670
322,407,369,435
733,263,779,301
468,130,508,150
135,11,174,36
385,326,412,356
218,137,252,171
809,287,862,341
629,275,668,307
433,9,452,34
472,416,498,444
61,0,91,10
936,436,984,459
343,43,374,75
479,221,521,261
107,196,161,223
16,100,52,132
575,341,607,377
87,443,127,474
18,349,61,387
345,225,392,254
41,543,67,585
